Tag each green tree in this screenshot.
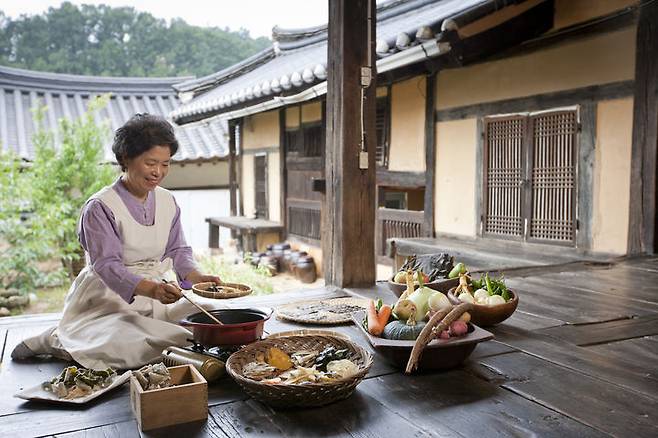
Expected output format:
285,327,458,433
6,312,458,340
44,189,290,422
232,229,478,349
0,95,118,293
0,3,271,77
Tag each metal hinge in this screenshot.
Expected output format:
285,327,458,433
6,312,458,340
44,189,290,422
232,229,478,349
361,67,372,88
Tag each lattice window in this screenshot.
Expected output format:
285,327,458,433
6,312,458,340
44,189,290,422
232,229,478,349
483,116,525,237
482,109,578,245
254,155,268,219
288,206,321,240
376,95,390,167
302,123,323,157
529,111,577,242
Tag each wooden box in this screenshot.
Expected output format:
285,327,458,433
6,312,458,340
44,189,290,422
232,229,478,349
130,364,208,431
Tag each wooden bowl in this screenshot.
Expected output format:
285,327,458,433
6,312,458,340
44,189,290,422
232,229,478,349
447,287,518,326
351,311,493,372
387,277,460,297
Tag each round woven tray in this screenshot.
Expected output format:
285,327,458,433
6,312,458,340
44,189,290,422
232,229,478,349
275,297,369,325
192,281,252,299
226,335,373,408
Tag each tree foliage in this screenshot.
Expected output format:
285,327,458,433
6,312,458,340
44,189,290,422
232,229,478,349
0,95,117,293
0,3,270,77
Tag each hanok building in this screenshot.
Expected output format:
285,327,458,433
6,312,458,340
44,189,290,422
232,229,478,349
0,65,231,249
170,0,655,273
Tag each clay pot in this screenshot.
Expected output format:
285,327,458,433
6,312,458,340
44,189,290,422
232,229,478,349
281,249,293,272
259,254,279,275
294,256,317,283
250,252,265,266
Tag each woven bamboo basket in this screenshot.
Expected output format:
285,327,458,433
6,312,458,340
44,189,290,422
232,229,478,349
226,335,372,408
192,281,252,299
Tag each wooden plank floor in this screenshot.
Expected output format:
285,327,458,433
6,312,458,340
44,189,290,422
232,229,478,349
0,257,656,437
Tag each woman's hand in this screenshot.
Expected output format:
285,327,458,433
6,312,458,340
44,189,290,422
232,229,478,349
185,271,222,286
134,279,182,304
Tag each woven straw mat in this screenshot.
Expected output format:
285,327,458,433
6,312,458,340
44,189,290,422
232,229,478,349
275,297,369,325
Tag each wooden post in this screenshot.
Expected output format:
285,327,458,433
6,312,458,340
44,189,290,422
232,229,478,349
323,0,376,287
228,120,237,217
238,119,245,217
279,109,288,235
423,73,437,237
628,0,658,254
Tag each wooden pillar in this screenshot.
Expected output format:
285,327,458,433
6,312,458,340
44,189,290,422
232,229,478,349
323,0,376,287
228,120,237,217
423,73,437,237
238,119,245,217
279,109,288,235
628,0,658,254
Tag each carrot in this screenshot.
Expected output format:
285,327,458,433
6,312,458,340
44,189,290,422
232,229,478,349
377,304,392,328
367,300,386,336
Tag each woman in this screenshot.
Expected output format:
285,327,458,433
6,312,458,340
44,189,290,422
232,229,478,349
12,114,221,370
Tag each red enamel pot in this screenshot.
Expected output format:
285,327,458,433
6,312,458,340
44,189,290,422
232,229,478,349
180,307,272,346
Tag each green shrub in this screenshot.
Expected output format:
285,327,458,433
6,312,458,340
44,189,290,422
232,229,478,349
0,95,118,294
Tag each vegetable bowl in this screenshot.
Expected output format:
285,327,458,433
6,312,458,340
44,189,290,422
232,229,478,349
351,310,493,371
387,276,459,297
446,273,519,327
388,255,464,296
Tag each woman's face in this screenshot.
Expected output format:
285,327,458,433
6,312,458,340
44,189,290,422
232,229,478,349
124,145,171,195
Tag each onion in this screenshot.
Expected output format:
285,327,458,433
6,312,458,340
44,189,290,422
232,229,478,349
458,292,474,304
487,295,506,306
474,288,489,303
428,292,451,312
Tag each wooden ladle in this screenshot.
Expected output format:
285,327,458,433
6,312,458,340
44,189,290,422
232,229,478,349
162,280,223,325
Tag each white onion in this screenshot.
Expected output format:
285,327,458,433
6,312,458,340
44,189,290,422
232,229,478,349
458,292,474,304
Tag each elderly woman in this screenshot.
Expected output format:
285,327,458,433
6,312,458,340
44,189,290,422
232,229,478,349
12,114,220,370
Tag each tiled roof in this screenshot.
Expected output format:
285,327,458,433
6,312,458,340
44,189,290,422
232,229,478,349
171,0,489,123
0,65,228,162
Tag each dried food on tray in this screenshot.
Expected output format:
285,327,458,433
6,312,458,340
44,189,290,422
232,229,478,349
276,297,369,324
192,281,252,299
42,366,117,400
132,362,172,391
242,346,359,384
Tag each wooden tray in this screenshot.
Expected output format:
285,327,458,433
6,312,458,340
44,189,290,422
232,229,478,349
192,281,252,299
275,297,369,325
351,310,493,371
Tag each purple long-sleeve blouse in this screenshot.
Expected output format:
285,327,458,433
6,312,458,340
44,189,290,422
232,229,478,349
78,179,197,303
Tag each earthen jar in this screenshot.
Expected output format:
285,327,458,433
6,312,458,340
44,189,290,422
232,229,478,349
295,256,317,283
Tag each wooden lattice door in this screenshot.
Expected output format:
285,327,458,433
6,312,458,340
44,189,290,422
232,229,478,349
482,110,578,245
254,155,268,219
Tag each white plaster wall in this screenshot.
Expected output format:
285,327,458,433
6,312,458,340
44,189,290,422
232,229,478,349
171,189,231,250
434,118,478,236
591,98,633,254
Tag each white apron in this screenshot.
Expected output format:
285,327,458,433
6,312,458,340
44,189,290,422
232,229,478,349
57,185,205,370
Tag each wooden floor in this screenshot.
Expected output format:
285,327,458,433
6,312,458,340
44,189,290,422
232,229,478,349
0,256,657,437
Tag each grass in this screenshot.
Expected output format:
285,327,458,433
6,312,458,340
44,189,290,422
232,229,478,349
13,256,277,316
21,284,69,315
197,255,276,295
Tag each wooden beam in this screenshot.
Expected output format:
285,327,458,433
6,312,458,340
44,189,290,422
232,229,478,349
376,170,425,188
491,3,639,62
323,0,376,287
628,0,658,254
279,109,287,236
459,0,554,65
436,80,633,122
423,73,437,237
228,120,237,217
